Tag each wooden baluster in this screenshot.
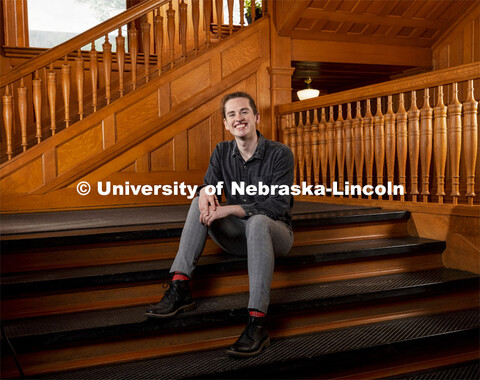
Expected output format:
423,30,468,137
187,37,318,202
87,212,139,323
344,103,354,198
215,0,223,39
364,99,374,199
47,63,57,135
297,112,305,184
397,93,408,202
129,22,139,87
288,114,298,184
75,50,84,119
353,101,364,194
434,85,447,204
304,110,313,185
463,80,478,206
280,115,289,146
240,0,245,28
2,85,13,159
154,9,164,73
179,0,188,62
227,0,234,35
448,83,462,205
103,34,112,104
61,56,71,127
335,105,345,194
319,108,328,186
192,0,200,53
116,29,125,96
32,70,42,143
327,106,336,189
385,95,396,200
374,98,385,199
204,0,212,47
312,109,320,185
408,91,420,202
262,0,266,14
90,42,98,111
251,0,256,22
420,88,433,203
17,78,28,151
167,2,175,68
142,20,151,81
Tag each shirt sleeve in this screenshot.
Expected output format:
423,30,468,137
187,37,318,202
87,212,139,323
239,146,294,220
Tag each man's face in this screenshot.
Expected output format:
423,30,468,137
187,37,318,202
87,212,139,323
223,97,259,140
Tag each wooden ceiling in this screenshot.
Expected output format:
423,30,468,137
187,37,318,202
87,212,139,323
277,0,478,47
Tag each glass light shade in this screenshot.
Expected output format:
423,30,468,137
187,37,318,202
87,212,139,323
297,88,320,101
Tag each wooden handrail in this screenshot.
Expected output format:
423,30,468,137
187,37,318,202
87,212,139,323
277,62,480,115
0,0,168,87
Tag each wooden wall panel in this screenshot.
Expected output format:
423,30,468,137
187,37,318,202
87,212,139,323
221,32,260,77
188,119,211,170
116,91,158,140
0,156,42,194
151,140,174,171
170,62,210,107
56,124,103,174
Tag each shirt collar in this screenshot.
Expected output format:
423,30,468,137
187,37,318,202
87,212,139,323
232,131,266,160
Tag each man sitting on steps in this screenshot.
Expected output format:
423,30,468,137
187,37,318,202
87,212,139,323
145,91,294,358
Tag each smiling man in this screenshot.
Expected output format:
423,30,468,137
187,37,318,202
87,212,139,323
146,92,295,358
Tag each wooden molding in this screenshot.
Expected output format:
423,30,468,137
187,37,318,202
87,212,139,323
276,0,311,35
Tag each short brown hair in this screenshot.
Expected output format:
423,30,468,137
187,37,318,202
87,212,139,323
221,92,258,118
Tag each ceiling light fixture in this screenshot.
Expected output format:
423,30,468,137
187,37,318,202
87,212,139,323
297,77,320,101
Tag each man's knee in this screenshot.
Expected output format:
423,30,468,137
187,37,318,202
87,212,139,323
245,215,272,236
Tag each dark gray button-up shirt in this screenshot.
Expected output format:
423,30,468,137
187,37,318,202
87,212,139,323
202,131,294,227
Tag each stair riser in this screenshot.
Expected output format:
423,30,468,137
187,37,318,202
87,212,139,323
1,220,408,274
1,253,443,320
1,290,477,378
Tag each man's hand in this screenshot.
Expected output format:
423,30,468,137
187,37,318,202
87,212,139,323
198,187,220,224
201,205,246,226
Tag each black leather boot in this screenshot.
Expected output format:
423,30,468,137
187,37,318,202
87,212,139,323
226,316,270,357
145,280,195,318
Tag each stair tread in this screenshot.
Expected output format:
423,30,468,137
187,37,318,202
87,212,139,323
0,202,397,238
400,360,479,379
4,268,477,340
1,237,445,289
40,309,480,379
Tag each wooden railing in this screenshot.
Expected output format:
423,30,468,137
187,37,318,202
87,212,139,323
1,0,265,161
277,63,479,206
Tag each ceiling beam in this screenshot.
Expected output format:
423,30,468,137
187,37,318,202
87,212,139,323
277,0,312,35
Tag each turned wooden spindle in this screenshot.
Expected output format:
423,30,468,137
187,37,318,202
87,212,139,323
335,105,345,193
448,83,462,205
288,114,298,183
179,1,188,62
61,56,71,127
116,29,125,96
154,9,164,73
167,2,175,68
364,99,374,199
319,108,328,186
215,0,223,39
420,88,433,203
90,42,99,111
2,85,13,159
251,0,256,22
408,90,420,202
47,63,57,135
296,112,305,183
129,23,139,88
32,70,42,143
141,20,151,81
240,0,245,28
280,115,289,146
192,0,200,53
327,106,336,189
344,103,354,198
103,34,112,104
463,80,478,206
385,95,396,200
397,93,408,202
227,0,234,35
204,0,212,46
303,110,313,185
374,97,385,199
312,109,320,185
434,85,447,203
17,78,28,151
353,101,364,194
75,50,84,119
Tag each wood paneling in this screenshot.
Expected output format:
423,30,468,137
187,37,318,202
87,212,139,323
0,156,43,193
150,140,174,171
221,32,260,77
116,91,159,140
170,61,210,107
188,119,211,170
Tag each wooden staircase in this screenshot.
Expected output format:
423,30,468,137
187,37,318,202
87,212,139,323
1,202,478,378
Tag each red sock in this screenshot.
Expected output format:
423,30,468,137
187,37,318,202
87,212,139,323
172,272,190,281
249,309,266,318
